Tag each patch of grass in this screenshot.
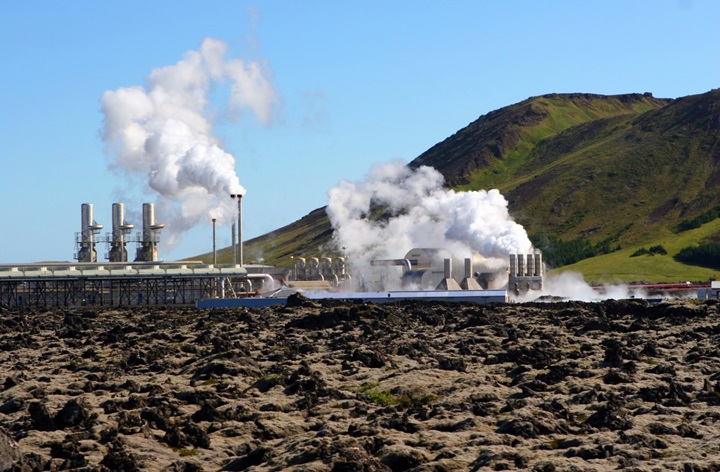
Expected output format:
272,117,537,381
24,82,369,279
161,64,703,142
359,383,437,408
173,448,198,457
364,389,397,406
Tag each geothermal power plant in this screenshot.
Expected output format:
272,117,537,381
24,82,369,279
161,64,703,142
0,202,544,308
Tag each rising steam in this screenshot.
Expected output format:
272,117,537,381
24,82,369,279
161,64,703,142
327,160,533,284
100,38,277,247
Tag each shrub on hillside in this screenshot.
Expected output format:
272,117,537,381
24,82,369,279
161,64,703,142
674,242,720,270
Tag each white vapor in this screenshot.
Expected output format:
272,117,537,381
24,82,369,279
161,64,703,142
327,161,533,287
100,37,277,248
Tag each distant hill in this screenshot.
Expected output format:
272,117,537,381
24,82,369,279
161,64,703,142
200,90,720,283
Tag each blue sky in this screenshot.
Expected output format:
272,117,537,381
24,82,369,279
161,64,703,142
1,0,718,264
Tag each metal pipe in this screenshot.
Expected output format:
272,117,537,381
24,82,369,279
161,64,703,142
212,218,217,266
212,218,217,298
230,193,242,266
238,194,243,267
231,221,236,265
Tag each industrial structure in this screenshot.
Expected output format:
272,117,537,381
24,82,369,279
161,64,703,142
287,248,544,294
0,202,269,308
0,262,249,307
75,203,104,263
508,253,544,294
1,200,546,308
133,203,165,262
107,203,134,262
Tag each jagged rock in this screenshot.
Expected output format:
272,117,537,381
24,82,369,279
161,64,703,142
100,439,141,471
221,446,273,471
27,401,55,431
0,428,21,472
2,300,720,470
351,349,387,368
54,397,94,429
380,445,428,472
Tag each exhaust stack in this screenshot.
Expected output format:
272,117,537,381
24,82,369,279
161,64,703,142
108,203,134,262
134,203,164,262
76,203,103,263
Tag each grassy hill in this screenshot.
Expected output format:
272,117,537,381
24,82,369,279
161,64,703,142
196,90,720,283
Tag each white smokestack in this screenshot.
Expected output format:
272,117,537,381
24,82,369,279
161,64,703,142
326,160,533,285
100,37,277,248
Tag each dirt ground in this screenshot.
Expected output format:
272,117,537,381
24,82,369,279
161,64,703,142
2,296,720,471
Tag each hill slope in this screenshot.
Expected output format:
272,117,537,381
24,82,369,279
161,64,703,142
202,90,720,282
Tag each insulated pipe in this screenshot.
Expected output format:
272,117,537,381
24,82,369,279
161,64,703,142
253,273,277,292
370,259,413,271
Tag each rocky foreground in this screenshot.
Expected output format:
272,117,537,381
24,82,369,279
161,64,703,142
2,297,720,471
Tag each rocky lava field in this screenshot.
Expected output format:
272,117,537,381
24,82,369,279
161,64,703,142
2,296,720,471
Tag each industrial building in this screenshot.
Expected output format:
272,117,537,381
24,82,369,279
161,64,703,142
0,202,264,308
0,202,545,308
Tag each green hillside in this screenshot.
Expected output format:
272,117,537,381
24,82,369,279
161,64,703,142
196,90,720,283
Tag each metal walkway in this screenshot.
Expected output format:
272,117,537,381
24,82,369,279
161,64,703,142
0,262,248,308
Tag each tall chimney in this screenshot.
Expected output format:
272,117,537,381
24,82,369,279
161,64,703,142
109,203,134,262
230,193,243,266
77,203,103,263
134,203,164,262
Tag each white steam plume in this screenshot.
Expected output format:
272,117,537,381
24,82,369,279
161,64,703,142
100,38,277,247
327,161,533,286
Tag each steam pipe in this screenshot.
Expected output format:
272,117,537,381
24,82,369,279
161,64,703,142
238,194,243,266
230,193,243,266
370,259,413,271
212,218,217,265
231,221,236,265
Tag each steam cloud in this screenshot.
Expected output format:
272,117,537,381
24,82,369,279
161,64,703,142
100,38,277,247
327,161,533,285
